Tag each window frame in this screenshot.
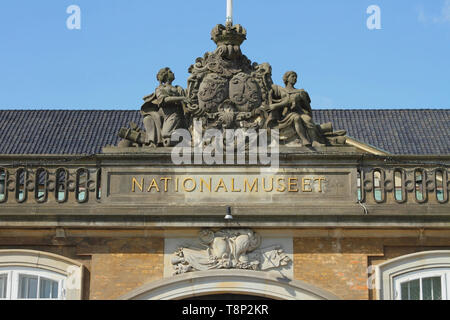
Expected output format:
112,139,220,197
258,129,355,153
0,250,83,300
393,268,450,300
0,271,12,299
375,250,450,300
0,266,66,300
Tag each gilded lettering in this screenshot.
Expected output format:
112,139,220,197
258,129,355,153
132,177,144,192
244,178,258,192
131,175,326,194
200,178,212,192
160,177,172,192
147,178,160,192
314,177,326,192
183,178,196,192
231,178,241,192
215,178,228,192
288,178,299,192
302,178,313,192
262,177,274,192
276,178,286,192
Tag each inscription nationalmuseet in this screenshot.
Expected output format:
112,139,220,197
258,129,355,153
131,176,327,194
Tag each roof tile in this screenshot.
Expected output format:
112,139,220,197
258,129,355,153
0,109,448,155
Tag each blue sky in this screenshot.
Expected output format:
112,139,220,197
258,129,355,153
0,0,449,110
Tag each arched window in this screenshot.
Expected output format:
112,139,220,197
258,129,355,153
393,268,449,300
376,251,450,300
0,267,65,299
0,250,83,300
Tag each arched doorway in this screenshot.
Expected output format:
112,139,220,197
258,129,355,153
119,270,340,300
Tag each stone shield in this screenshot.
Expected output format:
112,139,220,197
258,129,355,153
198,73,229,113
229,72,262,112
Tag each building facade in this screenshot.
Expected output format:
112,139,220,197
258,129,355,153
0,21,449,301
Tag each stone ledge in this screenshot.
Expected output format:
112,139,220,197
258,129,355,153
2,214,450,229
0,203,448,215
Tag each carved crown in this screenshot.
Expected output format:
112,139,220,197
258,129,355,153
211,24,247,47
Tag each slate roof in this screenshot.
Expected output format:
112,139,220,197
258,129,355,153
0,109,448,155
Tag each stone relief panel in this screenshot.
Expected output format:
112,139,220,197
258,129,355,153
164,229,293,279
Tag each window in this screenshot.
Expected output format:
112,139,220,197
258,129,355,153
19,275,38,299
0,267,65,300
39,277,59,299
0,273,7,298
0,169,6,202
0,250,83,300
376,251,450,300
394,269,450,300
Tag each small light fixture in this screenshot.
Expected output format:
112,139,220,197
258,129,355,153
225,206,233,220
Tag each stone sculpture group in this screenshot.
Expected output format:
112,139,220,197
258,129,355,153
118,23,346,149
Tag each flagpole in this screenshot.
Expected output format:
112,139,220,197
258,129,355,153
226,0,233,25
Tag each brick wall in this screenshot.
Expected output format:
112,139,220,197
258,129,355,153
294,237,450,300
0,235,164,300
85,238,164,300
293,238,384,300
3,230,450,300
